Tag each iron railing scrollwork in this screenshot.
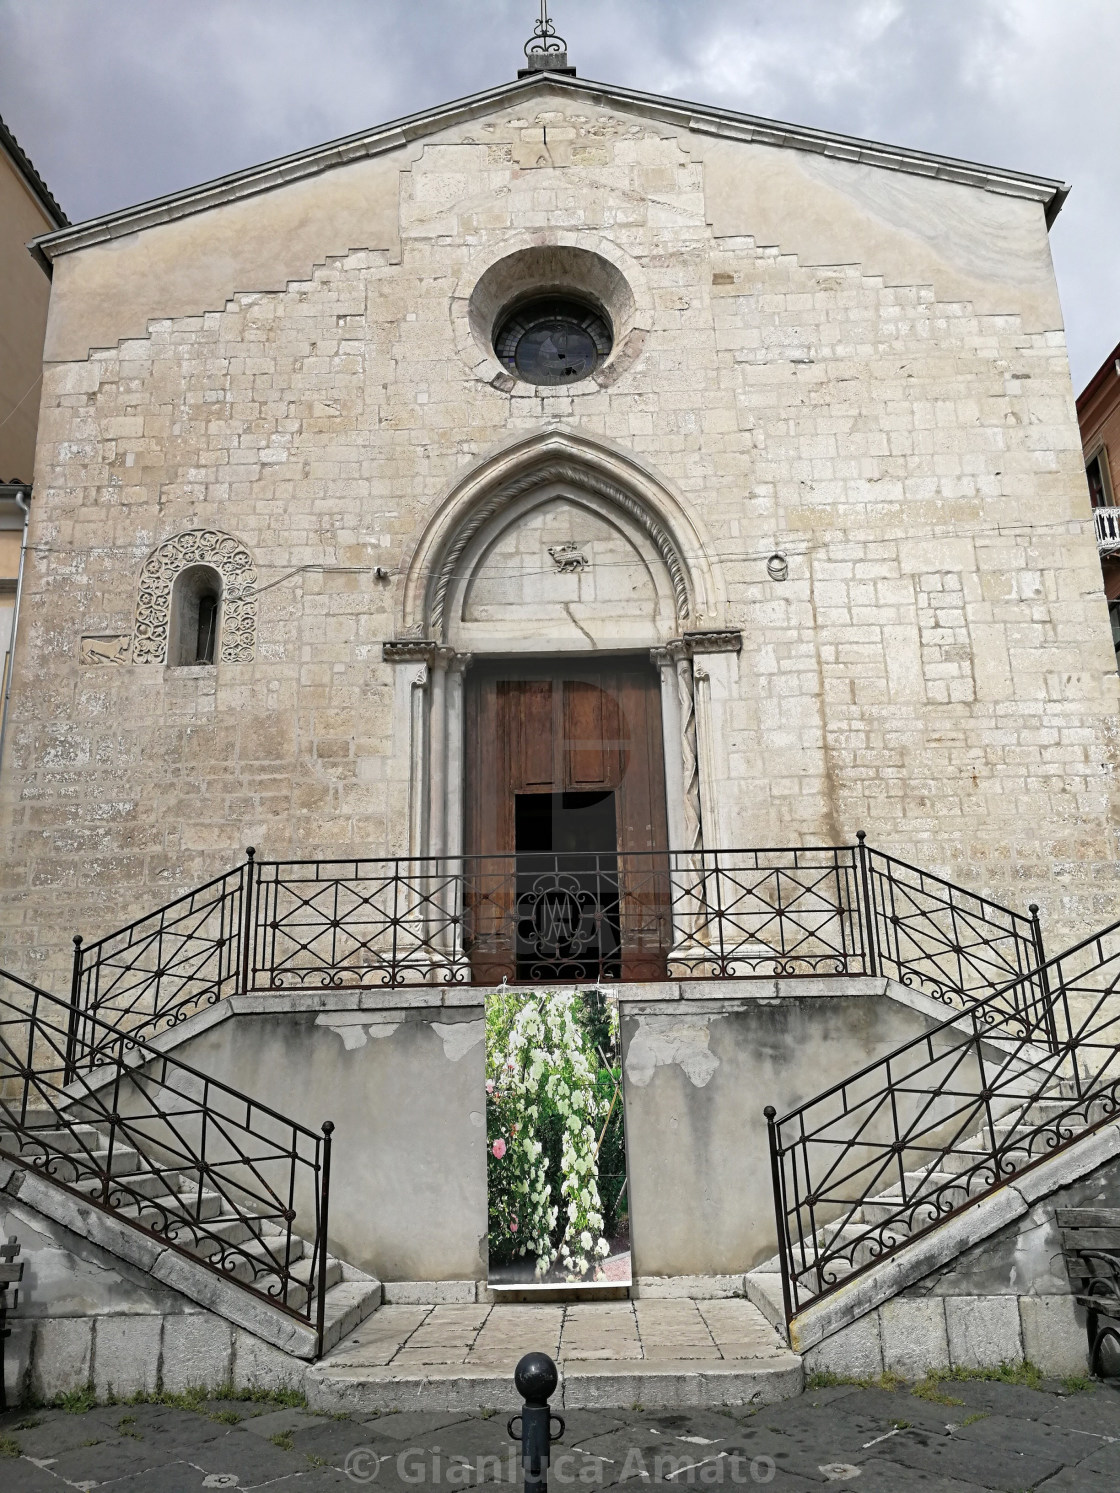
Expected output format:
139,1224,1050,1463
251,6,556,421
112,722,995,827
66,839,1050,1070
766,916,1120,1324
67,855,254,1076
857,835,1050,1036
1,965,335,1355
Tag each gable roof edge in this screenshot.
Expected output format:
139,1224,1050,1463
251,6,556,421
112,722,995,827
0,112,67,231
29,72,1069,264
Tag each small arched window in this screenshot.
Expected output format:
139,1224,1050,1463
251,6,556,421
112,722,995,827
169,565,222,666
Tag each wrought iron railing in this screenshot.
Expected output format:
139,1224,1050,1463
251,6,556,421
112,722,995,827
68,859,251,1072
860,840,1050,1034
1,965,335,1354
765,916,1120,1324
66,838,1049,1069
252,844,867,991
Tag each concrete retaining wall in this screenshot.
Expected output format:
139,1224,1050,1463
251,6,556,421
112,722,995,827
620,978,987,1276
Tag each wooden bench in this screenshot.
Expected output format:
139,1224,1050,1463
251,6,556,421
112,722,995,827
0,1235,23,1411
1057,1209,1120,1376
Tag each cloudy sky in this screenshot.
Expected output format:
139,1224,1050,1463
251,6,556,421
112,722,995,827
1,0,1117,390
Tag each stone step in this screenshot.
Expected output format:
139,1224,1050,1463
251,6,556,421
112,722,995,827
20,1143,143,1183
744,1267,788,1335
73,1167,182,1203
136,1187,225,1222
4,1122,104,1154
308,1298,801,1412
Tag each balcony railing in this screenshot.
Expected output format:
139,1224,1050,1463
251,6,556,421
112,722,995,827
1095,505,1120,553
64,839,1051,1072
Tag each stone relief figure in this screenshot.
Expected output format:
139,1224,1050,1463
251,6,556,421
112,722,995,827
79,635,132,665
133,529,258,664
547,541,589,572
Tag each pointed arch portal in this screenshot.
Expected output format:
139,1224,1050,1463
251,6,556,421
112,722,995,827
385,434,740,972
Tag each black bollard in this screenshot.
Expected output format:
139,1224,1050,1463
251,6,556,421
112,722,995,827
508,1351,565,1493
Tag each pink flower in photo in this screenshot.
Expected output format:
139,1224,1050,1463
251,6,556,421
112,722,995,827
510,1215,519,1232
485,1079,495,1094
491,1138,507,1160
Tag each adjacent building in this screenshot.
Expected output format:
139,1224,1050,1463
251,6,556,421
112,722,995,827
1077,337,1120,667
0,114,66,770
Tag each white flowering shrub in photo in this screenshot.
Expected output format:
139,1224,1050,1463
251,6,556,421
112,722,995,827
486,989,615,1278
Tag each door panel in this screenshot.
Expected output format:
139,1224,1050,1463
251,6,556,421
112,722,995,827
464,659,670,982
565,679,612,788
511,679,555,792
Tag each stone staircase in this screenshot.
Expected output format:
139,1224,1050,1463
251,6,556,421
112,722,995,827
1,1111,381,1359
746,1079,1118,1360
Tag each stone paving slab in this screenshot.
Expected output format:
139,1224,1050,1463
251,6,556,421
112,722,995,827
1,1378,1119,1488
308,1297,800,1410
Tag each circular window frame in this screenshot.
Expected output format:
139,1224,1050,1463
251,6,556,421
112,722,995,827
454,238,651,394
493,293,614,387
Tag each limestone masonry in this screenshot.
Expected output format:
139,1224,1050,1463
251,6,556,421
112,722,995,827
2,73,1115,981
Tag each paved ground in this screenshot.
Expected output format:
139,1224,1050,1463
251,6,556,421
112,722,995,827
324,1299,788,1369
2,1374,1118,1490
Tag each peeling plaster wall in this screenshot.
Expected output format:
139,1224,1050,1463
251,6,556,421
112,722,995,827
621,989,967,1277
154,1006,488,1281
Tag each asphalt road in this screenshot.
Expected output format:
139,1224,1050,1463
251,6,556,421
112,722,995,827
2,1374,1118,1490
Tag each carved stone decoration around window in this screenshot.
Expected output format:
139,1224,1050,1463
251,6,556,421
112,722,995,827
134,529,257,664
427,461,691,639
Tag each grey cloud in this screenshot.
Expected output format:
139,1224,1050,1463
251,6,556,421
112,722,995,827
1,0,1116,385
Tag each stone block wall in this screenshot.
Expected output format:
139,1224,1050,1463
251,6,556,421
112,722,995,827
0,1189,305,1406
2,90,1115,986
800,1151,1120,1381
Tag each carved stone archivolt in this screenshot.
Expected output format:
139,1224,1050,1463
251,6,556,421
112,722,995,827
427,460,692,639
134,529,258,664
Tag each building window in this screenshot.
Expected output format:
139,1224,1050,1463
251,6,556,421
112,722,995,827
1087,449,1113,508
494,295,613,385
169,564,221,665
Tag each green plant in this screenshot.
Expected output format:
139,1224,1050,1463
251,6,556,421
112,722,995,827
486,990,613,1276
1061,1375,1095,1394
0,1435,20,1458
212,1410,242,1425
270,1430,295,1450
54,1386,98,1414
911,1377,964,1406
117,1415,142,1440
14,1418,40,1430
805,1369,905,1392
961,1413,989,1427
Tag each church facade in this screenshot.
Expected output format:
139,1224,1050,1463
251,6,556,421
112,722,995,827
2,67,1113,979
5,52,1120,1396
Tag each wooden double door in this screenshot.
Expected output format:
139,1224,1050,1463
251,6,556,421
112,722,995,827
464,658,671,983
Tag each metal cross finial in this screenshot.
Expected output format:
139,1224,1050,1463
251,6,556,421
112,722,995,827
525,0,566,57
